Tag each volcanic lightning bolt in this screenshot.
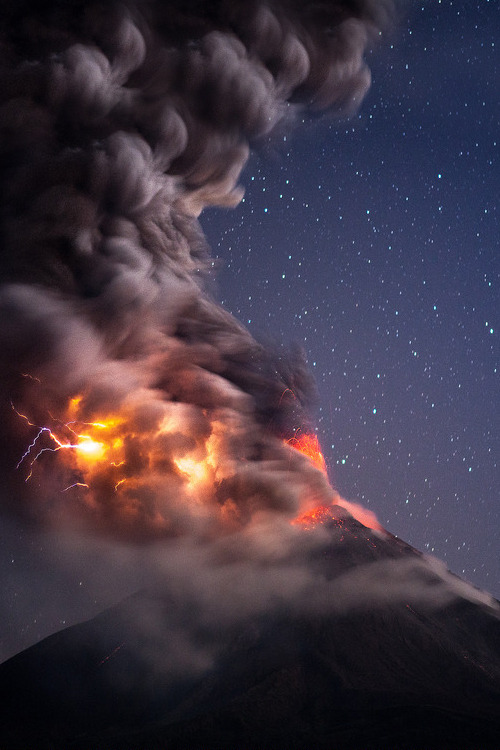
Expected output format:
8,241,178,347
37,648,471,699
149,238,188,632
13,400,123,482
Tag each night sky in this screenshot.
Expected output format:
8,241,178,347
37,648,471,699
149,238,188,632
1,0,498,665
202,0,499,596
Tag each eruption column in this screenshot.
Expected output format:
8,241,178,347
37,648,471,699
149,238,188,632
0,0,394,541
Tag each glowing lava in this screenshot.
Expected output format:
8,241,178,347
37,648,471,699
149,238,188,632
292,504,337,528
285,430,327,474
286,430,336,528
286,430,382,532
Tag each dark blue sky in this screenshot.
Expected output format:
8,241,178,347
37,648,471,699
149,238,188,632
202,0,499,596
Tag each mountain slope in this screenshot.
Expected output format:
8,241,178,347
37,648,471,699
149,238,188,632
1,515,499,749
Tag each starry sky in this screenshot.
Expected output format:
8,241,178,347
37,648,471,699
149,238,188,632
201,0,499,596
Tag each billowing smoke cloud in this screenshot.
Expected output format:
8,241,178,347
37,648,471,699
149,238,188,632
0,0,395,541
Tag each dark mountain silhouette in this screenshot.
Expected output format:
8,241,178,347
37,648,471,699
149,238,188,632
1,512,499,749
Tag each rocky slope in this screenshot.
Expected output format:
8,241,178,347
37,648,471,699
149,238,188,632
1,514,499,749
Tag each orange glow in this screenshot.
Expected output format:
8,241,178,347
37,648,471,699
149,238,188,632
74,435,106,460
14,410,126,481
175,455,211,490
13,394,381,538
292,504,337,528
14,399,127,483
286,430,337,529
285,429,382,532
292,500,381,531
13,394,236,532
68,395,83,414
285,430,327,474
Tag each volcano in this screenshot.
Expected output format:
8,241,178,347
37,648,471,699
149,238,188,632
0,9,498,746
1,512,499,750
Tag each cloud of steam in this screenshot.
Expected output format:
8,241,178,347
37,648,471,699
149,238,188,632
0,0,395,541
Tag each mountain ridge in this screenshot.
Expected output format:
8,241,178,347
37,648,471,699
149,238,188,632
1,514,499,749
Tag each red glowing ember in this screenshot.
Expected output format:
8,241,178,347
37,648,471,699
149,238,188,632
286,430,383,532
292,504,336,528
286,431,336,528
285,431,327,474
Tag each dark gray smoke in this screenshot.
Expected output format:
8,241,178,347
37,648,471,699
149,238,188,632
0,0,394,541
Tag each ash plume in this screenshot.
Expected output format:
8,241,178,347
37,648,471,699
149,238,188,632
0,0,395,541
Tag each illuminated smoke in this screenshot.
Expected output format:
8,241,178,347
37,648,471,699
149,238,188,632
0,0,395,540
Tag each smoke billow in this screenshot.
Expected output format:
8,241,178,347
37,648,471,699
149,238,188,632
0,0,395,541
